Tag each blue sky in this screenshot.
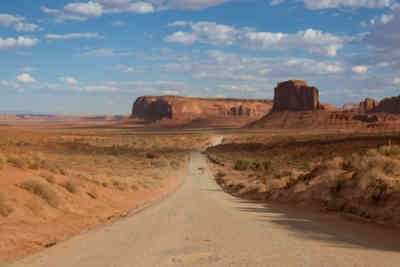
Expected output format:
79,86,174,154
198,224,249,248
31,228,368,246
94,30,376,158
1,0,400,114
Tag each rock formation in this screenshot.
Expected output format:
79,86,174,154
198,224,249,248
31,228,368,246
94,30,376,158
374,96,400,114
320,103,337,111
359,98,379,113
131,96,273,126
272,80,320,112
249,80,400,130
342,104,359,111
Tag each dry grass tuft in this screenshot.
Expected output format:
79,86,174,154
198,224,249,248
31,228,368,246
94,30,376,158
19,180,60,207
62,181,78,194
0,192,13,217
0,153,7,169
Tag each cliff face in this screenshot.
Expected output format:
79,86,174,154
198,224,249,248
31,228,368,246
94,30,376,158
272,80,320,112
131,96,273,125
374,96,400,114
249,80,400,130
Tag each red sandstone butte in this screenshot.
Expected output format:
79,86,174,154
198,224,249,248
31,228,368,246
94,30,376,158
272,80,320,112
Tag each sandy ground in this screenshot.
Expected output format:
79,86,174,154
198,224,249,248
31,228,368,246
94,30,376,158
6,151,400,267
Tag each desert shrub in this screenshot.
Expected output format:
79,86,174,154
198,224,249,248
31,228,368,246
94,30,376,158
131,184,140,191
28,152,45,170
234,159,260,171
381,158,400,175
151,159,168,168
234,159,250,171
207,154,224,166
19,180,59,207
62,181,78,194
40,173,56,184
0,153,6,169
0,192,13,217
7,154,28,169
170,160,180,169
112,180,128,191
146,152,158,159
365,177,388,203
378,145,400,157
215,171,226,179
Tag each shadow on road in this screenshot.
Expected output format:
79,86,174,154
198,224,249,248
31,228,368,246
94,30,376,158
234,199,400,253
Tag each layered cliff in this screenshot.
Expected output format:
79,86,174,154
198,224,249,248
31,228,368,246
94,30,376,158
131,96,273,126
249,80,400,130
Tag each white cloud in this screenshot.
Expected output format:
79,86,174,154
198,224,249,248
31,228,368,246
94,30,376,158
0,14,22,27
270,0,285,5
16,73,36,83
45,33,103,40
64,1,103,18
381,13,394,24
164,31,197,44
393,77,400,85
82,85,119,92
360,8,400,70
113,64,134,72
297,0,392,10
18,66,37,72
165,21,345,56
168,21,190,27
112,20,125,26
167,0,232,10
43,0,154,21
60,76,78,85
0,37,38,50
15,22,39,32
352,65,369,73
80,48,134,56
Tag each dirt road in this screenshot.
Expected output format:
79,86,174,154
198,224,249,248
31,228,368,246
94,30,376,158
7,151,400,267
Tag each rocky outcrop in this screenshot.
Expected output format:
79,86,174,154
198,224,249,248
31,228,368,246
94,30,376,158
320,103,337,111
272,80,320,112
374,96,400,114
359,98,379,113
342,104,359,111
131,96,273,125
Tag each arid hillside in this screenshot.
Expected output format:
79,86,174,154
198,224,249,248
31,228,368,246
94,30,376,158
131,96,273,127
0,126,210,263
206,133,400,227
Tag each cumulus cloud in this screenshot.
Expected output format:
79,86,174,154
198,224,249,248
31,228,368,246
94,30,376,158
43,0,154,21
15,23,39,32
297,0,392,10
16,73,36,83
360,8,400,69
0,14,22,26
60,76,78,85
165,21,345,56
164,31,198,44
45,33,103,40
0,37,38,50
352,65,369,73
393,77,400,85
